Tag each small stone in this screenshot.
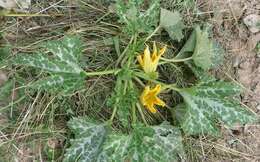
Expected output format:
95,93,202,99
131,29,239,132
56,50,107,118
0,0,17,9
232,56,241,67
256,104,260,111
243,14,260,33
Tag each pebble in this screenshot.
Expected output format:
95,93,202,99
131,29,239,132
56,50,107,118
243,14,260,33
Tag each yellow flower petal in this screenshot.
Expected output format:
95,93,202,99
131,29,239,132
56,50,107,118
159,45,167,57
137,43,167,74
147,104,157,113
137,55,144,68
154,98,166,107
140,84,165,113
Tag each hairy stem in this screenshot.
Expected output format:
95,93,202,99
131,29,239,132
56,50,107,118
136,103,148,126
116,35,135,67
161,56,193,63
84,69,120,77
134,72,181,92
129,81,137,125
145,26,161,42
108,106,118,124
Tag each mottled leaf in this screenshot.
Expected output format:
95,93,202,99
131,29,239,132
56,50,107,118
97,134,131,162
12,36,85,95
98,122,185,162
63,118,106,162
116,0,160,34
211,41,224,68
30,75,85,95
12,36,84,74
179,81,256,136
12,53,83,74
44,36,83,64
160,8,185,41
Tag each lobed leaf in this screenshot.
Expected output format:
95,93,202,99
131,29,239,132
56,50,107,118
175,27,224,71
160,8,185,41
98,122,185,162
12,53,83,74
64,120,185,162
30,75,85,95
175,30,196,59
97,134,131,161
179,81,256,136
11,36,86,95
116,0,160,35
192,27,213,70
63,118,106,162
44,36,83,64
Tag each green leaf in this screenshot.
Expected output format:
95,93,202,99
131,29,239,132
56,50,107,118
64,120,185,162
12,36,86,95
151,122,186,161
97,133,131,161
44,36,83,64
179,81,256,136
12,53,83,74
98,122,185,162
192,27,213,70
12,36,84,74
116,0,160,35
175,30,196,59
175,27,224,71
160,8,185,41
30,75,85,95
211,41,224,68
63,118,106,162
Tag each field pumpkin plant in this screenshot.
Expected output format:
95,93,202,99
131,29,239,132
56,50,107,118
0,0,258,161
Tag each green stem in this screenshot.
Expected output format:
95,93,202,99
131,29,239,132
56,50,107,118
108,106,118,124
84,69,120,77
116,36,135,67
163,84,181,92
145,26,161,42
136,103,148,126
134,71,181,92
132,104,137,125
161,56,193,63
122,34,138,68
129,81,137,125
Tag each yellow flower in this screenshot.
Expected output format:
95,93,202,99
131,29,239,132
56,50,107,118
137,43,167,74
140,84,166,113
